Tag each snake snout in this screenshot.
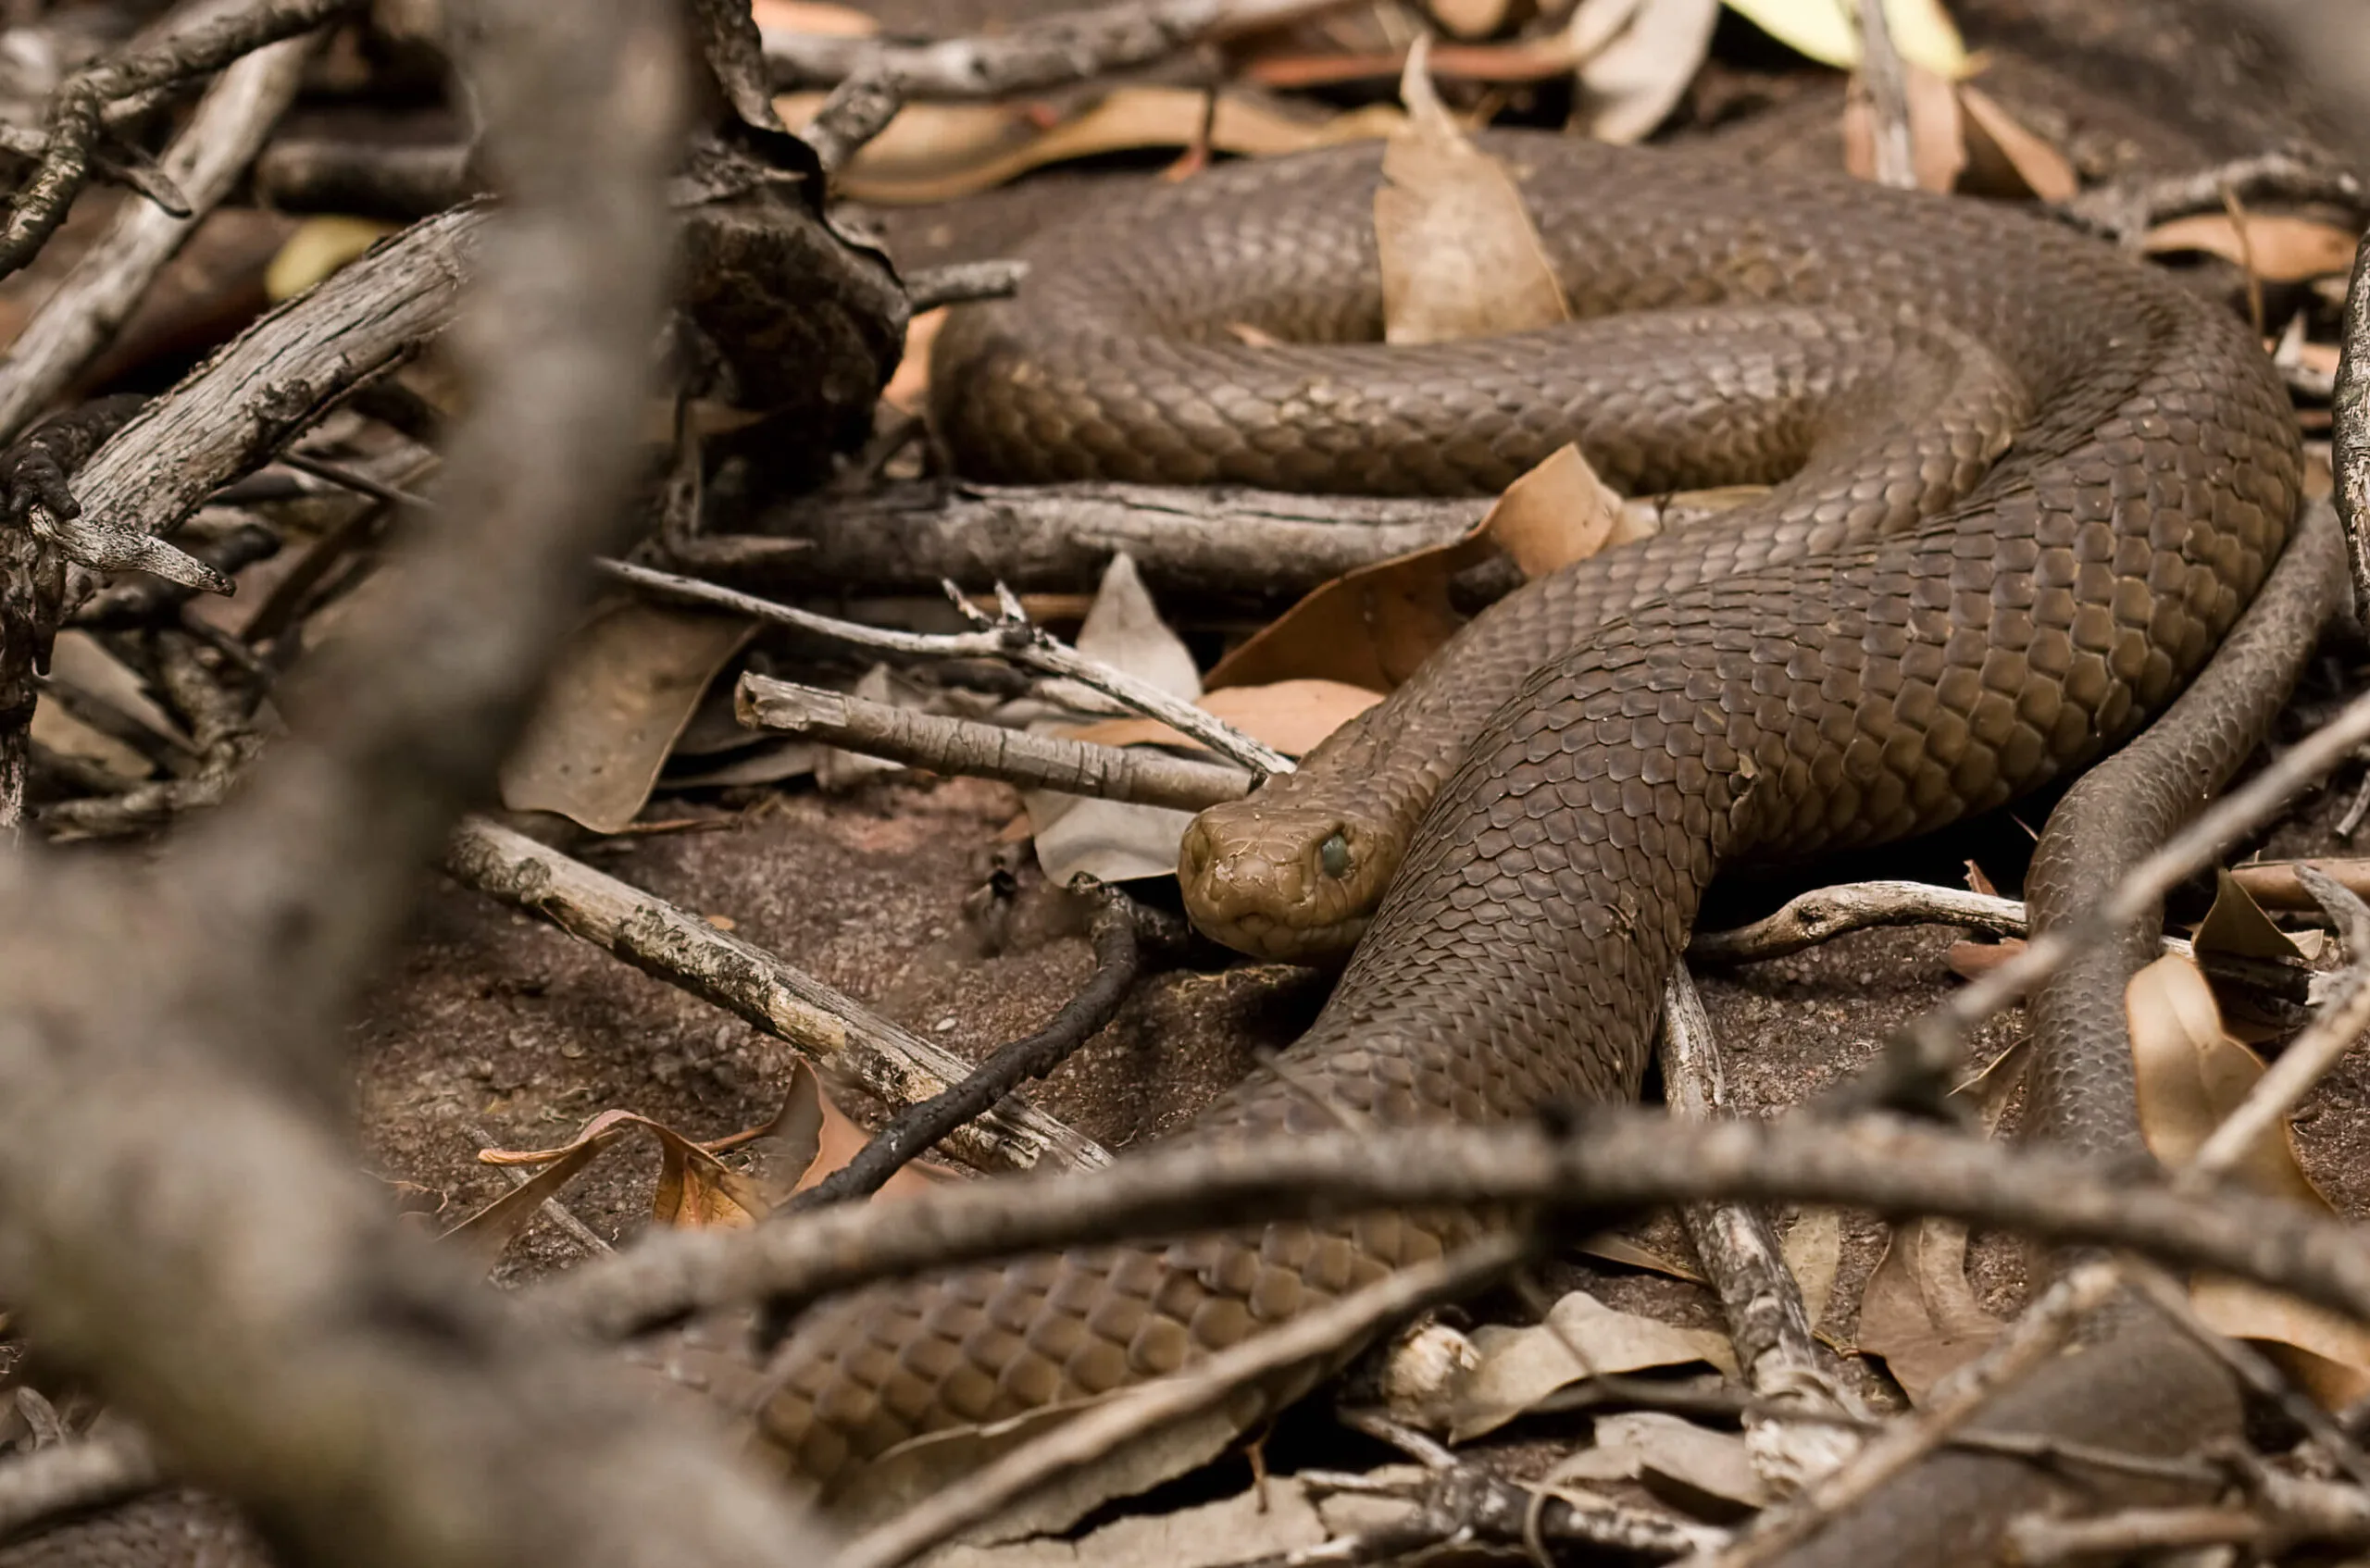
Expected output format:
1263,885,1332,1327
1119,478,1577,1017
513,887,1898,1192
1178,801,1387,963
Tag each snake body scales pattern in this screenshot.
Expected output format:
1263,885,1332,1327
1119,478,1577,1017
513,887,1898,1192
757,133,2301,1500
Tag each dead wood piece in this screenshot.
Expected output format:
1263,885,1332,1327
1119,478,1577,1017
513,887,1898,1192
2337,217,2370,630
757,480,1484,607
799,68,903,176
1285,1459,1726,1564
905,258,1029,312
0,0,356,283
1660,967,1858,1491
0,26,313,443
605,556,1292,774
540,1115,2370,1353
252,140,474,219
443,813,1110,1178
736,672,1254,810
1850,0,1915,190
2059,150,2367,245
762,0,1345,95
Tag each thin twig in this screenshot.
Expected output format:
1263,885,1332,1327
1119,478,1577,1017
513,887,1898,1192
601,556,1293,775
2336,208,2370,632
736,673,1254,810
791,885,1149,1211
537,1115,2370,1348
443,814,1109,1177
1851,0,1915,190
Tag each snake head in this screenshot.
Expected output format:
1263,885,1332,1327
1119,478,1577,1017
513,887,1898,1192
1177,800,1394,963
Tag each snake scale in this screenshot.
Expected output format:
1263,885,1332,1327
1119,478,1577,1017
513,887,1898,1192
751,131,2323,1549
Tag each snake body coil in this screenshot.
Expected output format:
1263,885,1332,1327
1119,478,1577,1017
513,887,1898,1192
759,133,2302,1514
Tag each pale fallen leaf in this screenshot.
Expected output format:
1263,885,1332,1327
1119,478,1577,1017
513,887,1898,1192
1957,85,2077,201
1723,0,1968,76
1375,38,1569,345
1571,0,1720,144
1029,554,1204,884
1578,1230,1707,1283
2127,953,2370,1407
1208,444,1640,691
499,598,754,832
884,305,945,415
774,87,1403,205
1841,60,1963,192
2142,214,2361,284
1781,1208,1842,1329
1444,1288,1738,1441
1549,1411,1770,1517
264,215,398,303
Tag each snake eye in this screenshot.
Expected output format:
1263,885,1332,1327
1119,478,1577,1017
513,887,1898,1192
1319,830,1351,879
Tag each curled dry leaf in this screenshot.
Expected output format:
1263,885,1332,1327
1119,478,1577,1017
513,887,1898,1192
1376,39,1569,346
1207,444,1642,692
1956,85,2077,201
1723,0,1968,76
1550,1410,1770,1518
771,86,1403,205
2192,868,2310,964
2127,954,2370,1406
925,1474,1334,1568
2142,214,2363,284
1441,1288,1739,1442
1853,1039,2028,1399
498,597,755,832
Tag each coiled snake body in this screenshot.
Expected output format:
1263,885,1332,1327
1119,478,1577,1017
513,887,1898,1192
760,132,2311,1543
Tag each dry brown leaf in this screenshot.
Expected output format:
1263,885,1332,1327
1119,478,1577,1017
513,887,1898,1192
1577,1230,1706,1283
1445,1288,1738,1441
1854,1219,2002,1400
777,87,1403,205
1063,679,1383,758
2127,954,2370,1405
498,598,754,832
1571,0,1721,145
884,305,945,415
2192,867,2309,964
1841,61,1964,192
1375,39,1569,345
752,0,876,33
1855,1041,2027,1398
1549,1411,1769,1517
264,216,399,303
1429,0,1516,37
2142,214,2361,283
787,1082,952,1203
1957,84,2077,201
442,1124,630,1259
1207,444,1634,691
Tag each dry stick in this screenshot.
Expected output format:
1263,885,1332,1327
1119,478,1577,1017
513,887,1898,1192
758,479,1483,604
0,0,844,1559
2059,151,2368,247
736,673,1254,811
798,66,903,175
0,0,358,282
2336,222,2370,630
0,27,315,443
2006,1464,2370,1564
1850,0,1915,190
539,1115,2370,1347
444,814,1108,1177
1659,967,1859,1491
600,555,1293,775
1699,1262,2127,1568
906,259,1029,312
1885,681,2370,1095
835,1233,1531,1568
789,884,1146,1211
763,0,1349,94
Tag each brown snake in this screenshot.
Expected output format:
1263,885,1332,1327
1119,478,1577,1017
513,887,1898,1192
755,131,2333,1551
